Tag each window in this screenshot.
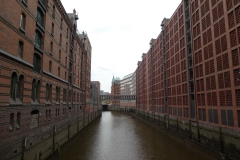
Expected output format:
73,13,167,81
59,50,61,61
77,93,79,103
10,73,24,102
18,41,23,58
58,67,60,77
17,112,21,129
70,49,73,59
69,75,72,85
65,71,66,80
36,8,44,27
69,62,72,72
51,23,54,36
63,89,66,103
65,57,67,66
46,83,52,103
56,86,60,103
20,13,26,31
66,42,68,52
33,53,41,73
50,42,53,54
49,61,52,72
60,18,63,29
32,79,40,103
52,5,55,18
34,31,43,49
9,113,14,131
67,28,68,38
60,34,62,45
73,92,75,102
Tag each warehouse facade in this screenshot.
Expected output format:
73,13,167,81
136,0,240,132
0,0,94,159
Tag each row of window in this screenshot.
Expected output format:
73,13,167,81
9,106,84,131
10,72,83,104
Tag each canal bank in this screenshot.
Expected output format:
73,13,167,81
45,110,102,160
7,110,102,160
108,106,239,160
55,111,215,160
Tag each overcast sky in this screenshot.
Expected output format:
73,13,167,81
61,0,181,93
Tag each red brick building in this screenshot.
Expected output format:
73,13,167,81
111,76,121,106
0,0,91,159
136,0,240,129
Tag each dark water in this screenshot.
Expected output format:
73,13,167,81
56,111,215,160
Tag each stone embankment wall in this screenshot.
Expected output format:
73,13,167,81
109,107,240,160
6,110,102,160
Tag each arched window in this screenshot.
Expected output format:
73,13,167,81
63,88,66,103
46,84,52,103
10,72,18,100
32,79,40,103
36,8,44,27
10,73,24,103
56,86,60,103
34,30,43,49
33,53,41,73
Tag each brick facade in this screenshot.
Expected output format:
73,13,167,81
136,0,240,129
0,0,92,159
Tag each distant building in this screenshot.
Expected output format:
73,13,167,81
120,72,136,108
90,81,101,110
111,75,121,106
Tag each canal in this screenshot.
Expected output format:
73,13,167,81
56,111,215,160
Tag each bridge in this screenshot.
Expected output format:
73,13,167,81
100,95,136,111
100,95,136,101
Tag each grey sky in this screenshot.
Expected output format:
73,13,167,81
61,0,181,92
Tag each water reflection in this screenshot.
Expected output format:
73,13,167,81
56,111,215,160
